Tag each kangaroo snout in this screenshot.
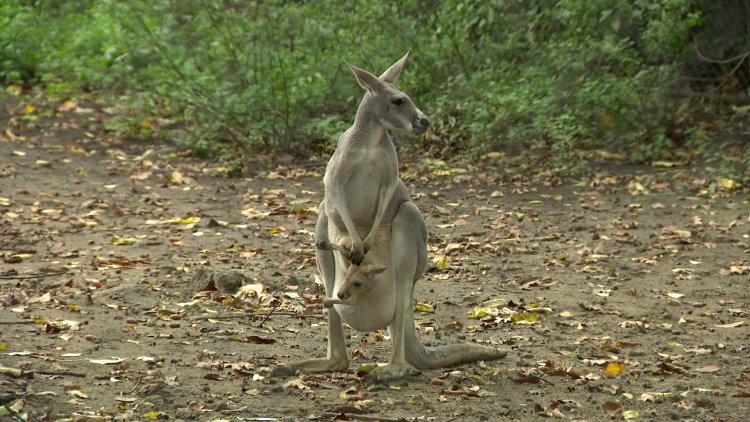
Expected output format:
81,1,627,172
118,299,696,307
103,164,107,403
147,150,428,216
336,289,351,300
412,115,430,134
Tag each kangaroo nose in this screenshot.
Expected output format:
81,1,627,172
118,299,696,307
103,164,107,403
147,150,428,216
419,116,430,128
337,290,350,300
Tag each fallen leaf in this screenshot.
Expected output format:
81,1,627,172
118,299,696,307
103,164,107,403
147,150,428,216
714,321,744,328
110,235,137,246
246,335,276,344
511,312,541,324
143,411,164,420
602,362,626,378
89,357,126,365
694,363,721,373
414,302,435,313
623,409,643,419
602,401,623,413
433,254,449,270
67,390,88,399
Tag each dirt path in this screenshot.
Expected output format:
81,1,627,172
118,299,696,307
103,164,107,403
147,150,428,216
1,90,749,421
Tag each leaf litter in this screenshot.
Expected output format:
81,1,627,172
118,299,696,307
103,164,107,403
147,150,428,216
1,91,749,421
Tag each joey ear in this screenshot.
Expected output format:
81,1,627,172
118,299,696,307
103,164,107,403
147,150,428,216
347,62,385,94
367,265,388,276
379,51,409,83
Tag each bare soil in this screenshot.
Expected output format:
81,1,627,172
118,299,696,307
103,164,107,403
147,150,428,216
1,90,749,421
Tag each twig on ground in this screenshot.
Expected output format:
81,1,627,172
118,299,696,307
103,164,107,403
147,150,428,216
0,320,37,325
319,413,409,422
32,370,87,378
0,272,67,280
256,301,280,329
192,311,324,321
2,403,26,422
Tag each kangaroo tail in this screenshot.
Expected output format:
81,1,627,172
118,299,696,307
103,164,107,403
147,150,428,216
404,324,507,369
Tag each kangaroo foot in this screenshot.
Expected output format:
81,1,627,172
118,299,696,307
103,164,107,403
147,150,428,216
271,357,349,378
364,363,409,383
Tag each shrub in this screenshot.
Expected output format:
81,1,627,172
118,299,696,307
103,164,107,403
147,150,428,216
2,0,728,175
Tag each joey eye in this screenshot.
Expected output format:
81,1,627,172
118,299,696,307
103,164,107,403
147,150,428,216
391,97,405,106
353,281,363,288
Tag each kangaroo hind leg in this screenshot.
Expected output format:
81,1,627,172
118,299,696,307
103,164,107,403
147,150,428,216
271,205,348,377
365,202,427,383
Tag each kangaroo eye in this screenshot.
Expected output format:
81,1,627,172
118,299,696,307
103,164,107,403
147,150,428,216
353,281,362,288
391,97,405,106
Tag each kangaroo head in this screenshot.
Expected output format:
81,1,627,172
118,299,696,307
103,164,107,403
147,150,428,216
336,260,388,301
347,52,430,135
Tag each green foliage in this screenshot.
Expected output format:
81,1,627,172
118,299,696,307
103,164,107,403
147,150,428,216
2,0,730,174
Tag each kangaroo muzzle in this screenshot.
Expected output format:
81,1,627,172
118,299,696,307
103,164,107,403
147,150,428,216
412,114,430,135
336,289,351,300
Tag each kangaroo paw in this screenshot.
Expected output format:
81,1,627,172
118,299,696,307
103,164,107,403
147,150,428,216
322,297,352,307
349,248,364,266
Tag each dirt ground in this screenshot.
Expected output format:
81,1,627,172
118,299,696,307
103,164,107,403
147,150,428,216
1,90,749,422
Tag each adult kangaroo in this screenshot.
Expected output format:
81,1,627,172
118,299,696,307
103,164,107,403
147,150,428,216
272,53,507,382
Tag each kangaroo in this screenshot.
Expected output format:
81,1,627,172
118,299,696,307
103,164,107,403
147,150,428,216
271,54,507,382
320,51,429,266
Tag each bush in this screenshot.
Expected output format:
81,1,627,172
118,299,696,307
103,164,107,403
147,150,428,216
2,0,725,175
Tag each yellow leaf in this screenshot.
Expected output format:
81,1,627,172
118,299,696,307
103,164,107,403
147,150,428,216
67,389,88,399
623,409,642,419
23,104,36,114
59,101,77,112
268,225,286,235
143,411,163,420
729,265,747,275
241,207,271,220
110,235,137,246
414,302,435,313
356,363,377,374
0,342,8,350
629,181,645,192
7,84,22,95
434,254,449,270
716,177,740,191
602,362,626,378
170,171,183,184
673,230,691,240
468,307,499,319
511,312,540,324
166,216,200,225
140,120,152,130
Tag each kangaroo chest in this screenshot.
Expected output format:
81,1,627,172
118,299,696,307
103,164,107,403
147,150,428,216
324,140,398,232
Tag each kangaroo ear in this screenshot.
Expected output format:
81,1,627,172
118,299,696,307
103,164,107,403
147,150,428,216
379,51,409,83
347,62,385,94
368,265,388,276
